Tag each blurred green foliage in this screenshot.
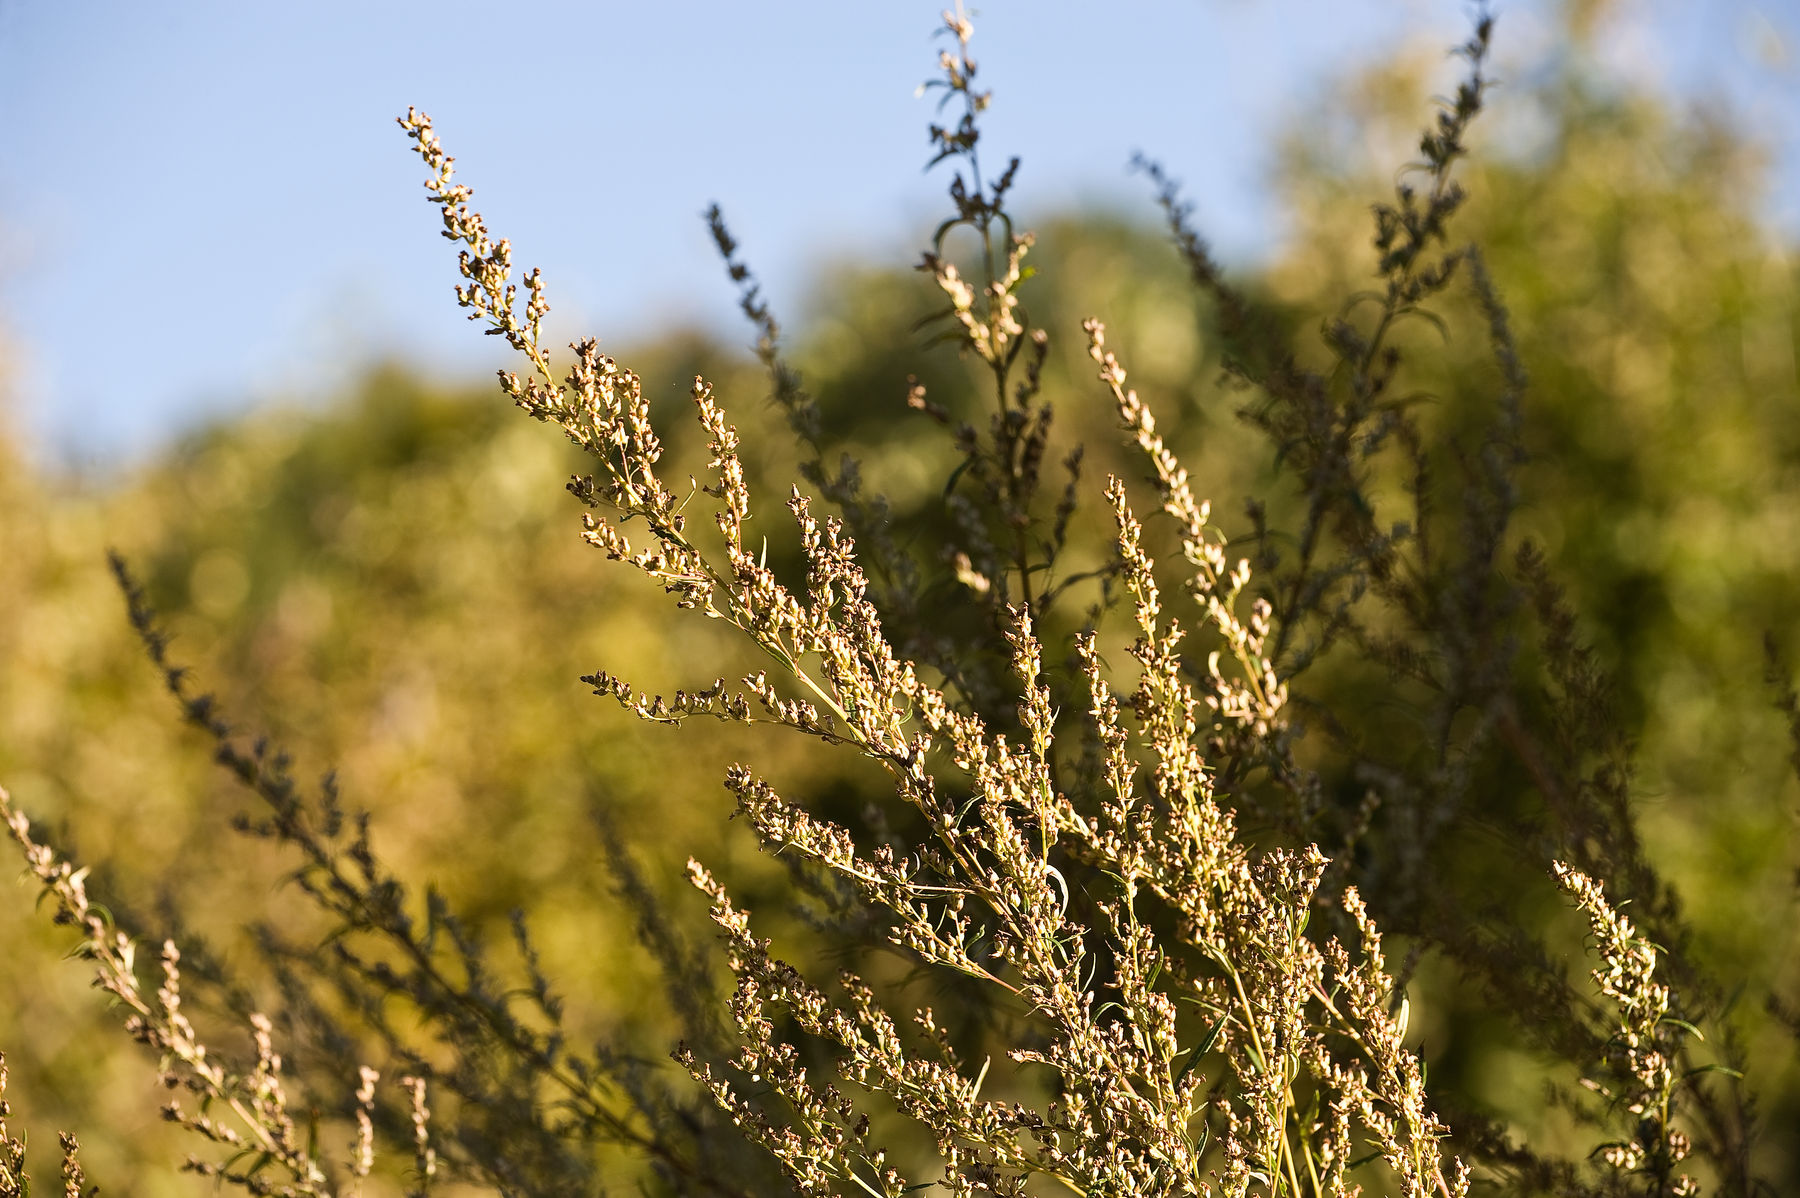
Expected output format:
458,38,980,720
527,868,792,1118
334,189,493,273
0,15,1796,1195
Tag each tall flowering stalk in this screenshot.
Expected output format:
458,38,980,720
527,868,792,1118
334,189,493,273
0,785,434,1198
1554,863,1702,1197
394,25,1471,1188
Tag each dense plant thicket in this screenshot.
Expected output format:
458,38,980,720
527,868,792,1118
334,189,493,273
1,5,1797,1198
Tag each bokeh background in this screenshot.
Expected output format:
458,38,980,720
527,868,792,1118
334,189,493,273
1,0,1797,1192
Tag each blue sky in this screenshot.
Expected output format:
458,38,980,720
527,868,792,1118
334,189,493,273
1,0,1794,465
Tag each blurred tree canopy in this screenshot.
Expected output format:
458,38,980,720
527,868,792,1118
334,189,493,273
1,8,1796,1193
